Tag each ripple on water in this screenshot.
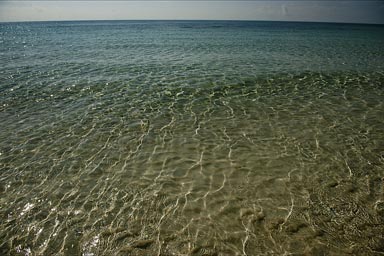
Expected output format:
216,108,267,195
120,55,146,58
1,71,383,255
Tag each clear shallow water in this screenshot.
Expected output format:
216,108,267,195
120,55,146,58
0,21,384,255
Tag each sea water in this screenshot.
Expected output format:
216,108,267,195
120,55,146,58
1,20,384,255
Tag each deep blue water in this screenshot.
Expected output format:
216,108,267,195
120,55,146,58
1,20,384,75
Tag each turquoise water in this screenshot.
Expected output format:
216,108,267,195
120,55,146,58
1,21,384,255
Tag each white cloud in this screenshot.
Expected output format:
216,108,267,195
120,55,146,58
0,1,383,24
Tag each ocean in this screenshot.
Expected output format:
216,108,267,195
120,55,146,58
0,20,384,255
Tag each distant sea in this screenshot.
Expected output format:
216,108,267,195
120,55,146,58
1,21,384,255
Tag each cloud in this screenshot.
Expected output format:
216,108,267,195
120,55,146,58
0,1,383,24
281,4,287,16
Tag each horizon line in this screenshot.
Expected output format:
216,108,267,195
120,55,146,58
1,19,384,26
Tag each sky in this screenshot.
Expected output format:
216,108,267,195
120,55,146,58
0,1,383,24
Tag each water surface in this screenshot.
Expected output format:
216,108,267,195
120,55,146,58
1,21,384,255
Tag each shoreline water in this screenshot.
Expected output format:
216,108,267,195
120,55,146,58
1,21,384,255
